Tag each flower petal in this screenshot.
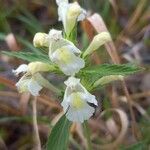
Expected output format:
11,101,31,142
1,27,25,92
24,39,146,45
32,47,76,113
65,43,81,54
48,29,63,40
56,0,86,37
61,99,69,113
62,92,96,123
56,0,68,5
77,9,86,21
12,64,28,76
27,78,43,96
50,46,85,75
64,76,80,87
49,32,81,55
65,2,85,36
16,76,30,93
59,56,85,75
66,103,95,123
83,93,98,106
57,1,68,30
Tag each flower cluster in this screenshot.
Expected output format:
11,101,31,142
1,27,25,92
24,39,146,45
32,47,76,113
13,0,112,123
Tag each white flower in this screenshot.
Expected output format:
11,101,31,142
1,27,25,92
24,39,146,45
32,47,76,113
13,62,55,96
61,77,98,123
56,0,86,37
48,29,85,76
16,73,44,96
33,29,85,75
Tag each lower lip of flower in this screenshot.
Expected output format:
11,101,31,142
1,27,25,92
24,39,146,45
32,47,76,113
70,92,85,109
57,48,73,64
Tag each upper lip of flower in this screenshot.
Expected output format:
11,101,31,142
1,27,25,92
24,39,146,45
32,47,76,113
48,31,85,76
12,64,28,76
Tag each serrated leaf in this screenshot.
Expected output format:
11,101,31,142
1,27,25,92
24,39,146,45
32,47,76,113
82,64,141,76
46,115,71,150
2,51,51,64
79,64,142,90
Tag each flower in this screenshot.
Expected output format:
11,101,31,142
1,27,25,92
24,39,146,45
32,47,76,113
56,0,86,37
83,32,111,58
13,62,55,96
93,75,124,88
61,77,98,123
13,61,53,75
48,29,85,76
33,29,85,75
33,32,49,47
16,73,43,96
27,62,54,74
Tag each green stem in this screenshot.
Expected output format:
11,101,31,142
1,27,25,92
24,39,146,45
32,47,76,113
83,121,92,150
45,81,61,95
34,73,61,95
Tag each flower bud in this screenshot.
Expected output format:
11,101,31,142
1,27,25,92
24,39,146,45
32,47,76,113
28,62,53,74
65,2,86,37
93,75,124,88
83,32,111,58
57,1,86,37
33,32,49,47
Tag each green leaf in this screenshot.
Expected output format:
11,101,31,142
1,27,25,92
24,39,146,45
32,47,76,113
46,115,71,150
16,35,43,54
1,51,51,64
82,64,142,76
79,64,142,90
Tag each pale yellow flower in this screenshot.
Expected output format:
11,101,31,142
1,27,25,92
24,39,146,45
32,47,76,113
56,0,86,37
61,77,98,123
